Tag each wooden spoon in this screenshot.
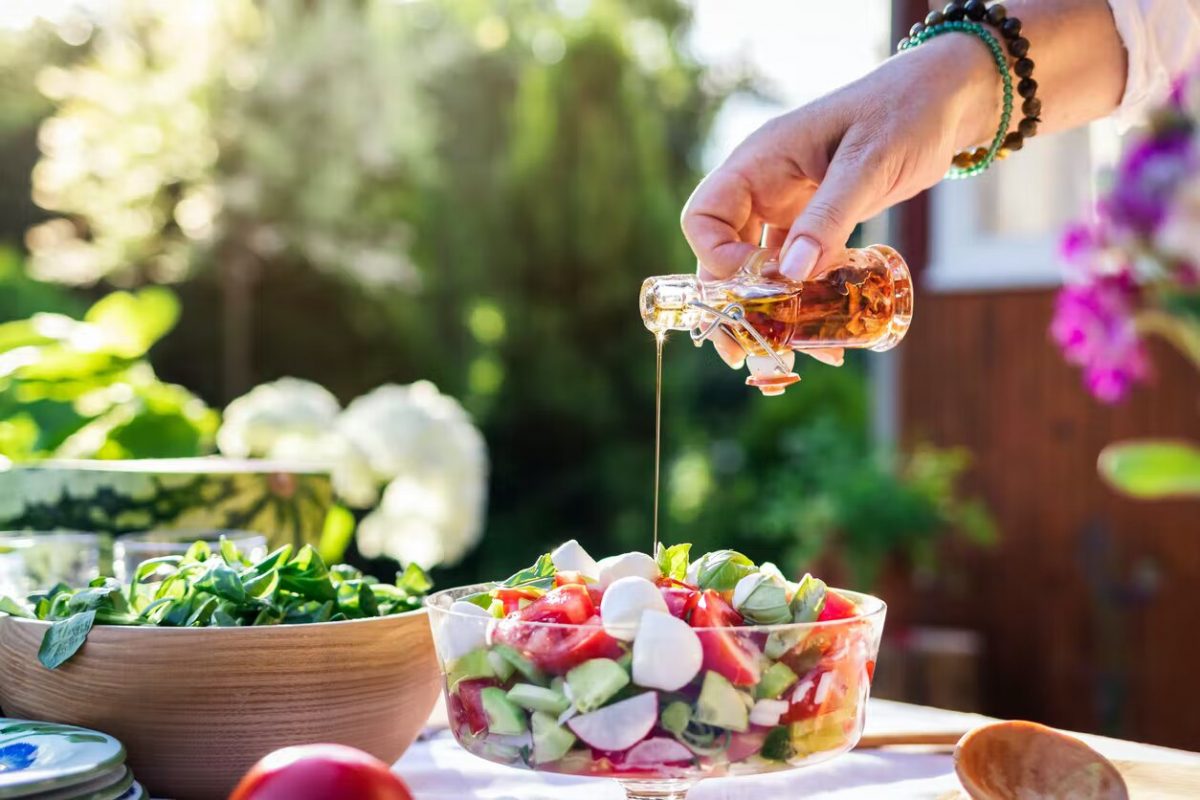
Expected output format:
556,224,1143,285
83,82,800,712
955,721,1128,800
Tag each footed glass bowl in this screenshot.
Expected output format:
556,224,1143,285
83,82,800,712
427,583,885,799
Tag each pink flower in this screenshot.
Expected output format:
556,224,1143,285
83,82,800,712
1050,275,1150,403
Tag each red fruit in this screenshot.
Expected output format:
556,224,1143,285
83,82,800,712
491,614,624,675
817,590,859,621
689,590,760,687
494,588,539,615
228,744,413,800
518,584,596,625
660,586,698,620
451,678,498,735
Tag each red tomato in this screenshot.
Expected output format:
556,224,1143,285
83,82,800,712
689,590,761,687
450,678,497,735
660,586,698,620
518,584,596,625
557,572,604,604
492,614,624,675
228,744,413,800
817,590,859,621
494,588,539,615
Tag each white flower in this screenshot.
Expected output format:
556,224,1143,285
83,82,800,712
341,382,487,567
217,377,341,459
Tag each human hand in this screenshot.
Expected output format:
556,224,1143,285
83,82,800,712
683,34,1001,369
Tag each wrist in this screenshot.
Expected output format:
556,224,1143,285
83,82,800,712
902,31,1006,153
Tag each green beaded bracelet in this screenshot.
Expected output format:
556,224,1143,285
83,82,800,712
898,21,1014,179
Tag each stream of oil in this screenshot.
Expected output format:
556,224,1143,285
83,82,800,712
652,332,664,555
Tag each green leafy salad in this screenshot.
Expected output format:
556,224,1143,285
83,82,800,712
0,538,432,670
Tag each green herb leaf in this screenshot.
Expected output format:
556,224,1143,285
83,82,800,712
790,574,827,623
39,610,96,669
655,543,692,582
501,553,556,591
0,596,34,618
692,550,756,591
219,536,241,566
196,564,247,604
397,562,433,595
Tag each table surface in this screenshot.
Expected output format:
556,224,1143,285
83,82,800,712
396,699,1200,799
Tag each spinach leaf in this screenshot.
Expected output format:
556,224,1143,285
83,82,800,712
38,610,96,669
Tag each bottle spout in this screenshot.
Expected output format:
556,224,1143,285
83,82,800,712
640,275,702,334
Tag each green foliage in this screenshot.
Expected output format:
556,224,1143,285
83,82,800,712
1098,440,1200,498
2,537,433,669
0,280,217,462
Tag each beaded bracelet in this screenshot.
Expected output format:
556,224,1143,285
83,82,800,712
898,22,1013,178
899,1,1042,175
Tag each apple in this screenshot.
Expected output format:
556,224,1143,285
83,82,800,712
228,744,413,800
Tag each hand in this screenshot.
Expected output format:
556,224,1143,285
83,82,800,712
682,34,1001,369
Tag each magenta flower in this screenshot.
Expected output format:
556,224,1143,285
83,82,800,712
1100,131,1193,236
1050,275,1150,403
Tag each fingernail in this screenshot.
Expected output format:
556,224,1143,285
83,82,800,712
780,236,821,281
805,348,845,367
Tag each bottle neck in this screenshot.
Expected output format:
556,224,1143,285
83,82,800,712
640,275,704,334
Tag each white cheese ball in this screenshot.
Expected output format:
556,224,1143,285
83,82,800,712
631,610,703,691
749,699,789,727
438,600,492,661
596,551,660,589
599,576,668,641
551,539,599,579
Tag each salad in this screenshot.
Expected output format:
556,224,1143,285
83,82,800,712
428,541,883,779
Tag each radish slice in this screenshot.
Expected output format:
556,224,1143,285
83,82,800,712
567,691,658,752
623,737,694,766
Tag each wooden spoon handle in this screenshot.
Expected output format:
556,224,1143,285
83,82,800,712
856,731,967,749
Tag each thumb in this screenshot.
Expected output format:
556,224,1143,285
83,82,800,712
779,143,881,281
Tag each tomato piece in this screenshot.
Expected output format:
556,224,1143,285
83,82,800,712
229,744,414,800
817,590,858,621
689,590,760,687
660,586,698,620
491,614,624,675
494,588,539,615
450,678,498,735
518,583,596,624
557,572,605,605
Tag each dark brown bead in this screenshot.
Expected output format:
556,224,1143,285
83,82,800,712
964,0,987,20
1003,131,1024,151
910,22,926,37
1022,96,1042,117
986,3,1008,24
1018,77,1038,98
944,3,966,21
952,151,976,169
1014,57,1035,77
925,9,945,26
1009,36,1030,58
1001,17,1022,38
1018,118,1039,138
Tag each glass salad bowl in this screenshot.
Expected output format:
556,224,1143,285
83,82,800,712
426,546,886,800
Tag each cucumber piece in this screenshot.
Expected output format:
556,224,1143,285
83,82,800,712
566,658,630,713
755,661,798,699
481,686,528,735
660,700,691,735
507,683,570,714
491,643,548,685
447,647,494,690
760,725,795,761
488,649,516,682
531,710,577,764
694,670,749,732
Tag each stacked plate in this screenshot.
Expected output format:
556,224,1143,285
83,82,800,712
0,719,144,800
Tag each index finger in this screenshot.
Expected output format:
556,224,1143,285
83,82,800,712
680,169,761,281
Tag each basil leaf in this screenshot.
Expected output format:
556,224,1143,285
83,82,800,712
243,569,279,599
693,550,756,591
39,610,96,669
184,540,211,563
251,545,293,576
219,536,242,567
278,546,337,602
500,553,556,591
790,574,827,623
655,543,692,582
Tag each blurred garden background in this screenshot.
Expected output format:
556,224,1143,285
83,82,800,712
2,0,1198,752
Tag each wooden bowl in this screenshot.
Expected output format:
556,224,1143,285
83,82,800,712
0,610,440,800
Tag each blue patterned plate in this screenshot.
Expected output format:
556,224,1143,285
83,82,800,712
19,765,131,800
0,720,124,799
113,781,143,800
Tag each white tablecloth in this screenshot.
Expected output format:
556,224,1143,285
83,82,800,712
395,699,1200,799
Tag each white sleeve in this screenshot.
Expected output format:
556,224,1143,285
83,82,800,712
1107,0,1200,125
